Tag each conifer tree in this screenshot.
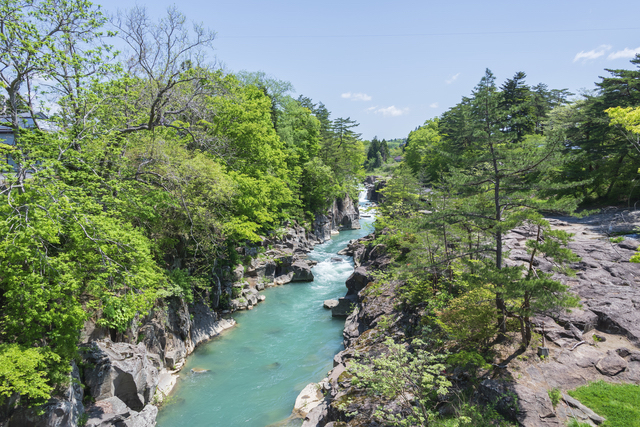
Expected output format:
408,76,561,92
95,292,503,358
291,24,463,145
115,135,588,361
432,69,580,339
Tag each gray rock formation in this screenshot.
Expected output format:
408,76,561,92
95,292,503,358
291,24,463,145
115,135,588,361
345,267,371,296
82,341,159,411
84,397,158,427
291,260,314,282
312,193,361,242
331,296,357,317
365,176,385,204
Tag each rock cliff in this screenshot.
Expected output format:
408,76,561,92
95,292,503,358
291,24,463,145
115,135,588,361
304,209,640,427
0,194,362,427
364,176,385,204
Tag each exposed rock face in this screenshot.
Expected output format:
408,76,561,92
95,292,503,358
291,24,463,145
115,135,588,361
291,260,315,282
312,193,361,242
331,296,357,317
314,209,640,427
365,176,385,204
84,398,158,427
345,267,371,296
293,383,324,418
82,341,159,411
331,196,360,230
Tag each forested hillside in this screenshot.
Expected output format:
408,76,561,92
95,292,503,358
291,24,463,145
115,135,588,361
319,62,640,426
0,1,364,406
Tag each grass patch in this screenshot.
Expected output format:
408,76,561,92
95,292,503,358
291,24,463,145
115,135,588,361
568,380,640,427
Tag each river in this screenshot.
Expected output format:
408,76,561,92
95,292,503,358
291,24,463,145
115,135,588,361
156,194,375,427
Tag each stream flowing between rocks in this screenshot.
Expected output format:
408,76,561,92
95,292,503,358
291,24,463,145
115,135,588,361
157,196,375,427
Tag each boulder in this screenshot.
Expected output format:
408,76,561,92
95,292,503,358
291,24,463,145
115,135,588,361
324,300,339,309
301,400,329,427
274,272,294,285
293,383,324,418
331,296,357,317
596,351,628,376
82,340,159,412
345,267,371,296
291,261,314,282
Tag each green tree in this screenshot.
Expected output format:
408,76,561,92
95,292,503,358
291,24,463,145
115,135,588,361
500,71,535,143
404,118,446,182
349,338,451,427
435,70,580,339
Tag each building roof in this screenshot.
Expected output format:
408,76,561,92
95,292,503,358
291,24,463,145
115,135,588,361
0,112,49,133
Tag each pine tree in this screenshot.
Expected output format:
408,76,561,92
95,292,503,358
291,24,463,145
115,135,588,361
432,69,580,339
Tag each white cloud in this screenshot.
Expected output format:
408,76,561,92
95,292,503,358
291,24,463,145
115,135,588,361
608,47,640,60
430,102,439,108
369,105,409,117
573,45,612,62
445,73,460,84
341,92,372,101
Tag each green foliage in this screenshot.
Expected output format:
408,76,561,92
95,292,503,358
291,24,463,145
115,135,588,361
438,285,498,348
350,338,451,426
548,388,562,408
0,344,53,406
610,236,625,243
567,419,591,427
434,401,515,427
404,119,447,182
165,269,209,303
568,381,640,426
365,136,390,170
446,351,491,372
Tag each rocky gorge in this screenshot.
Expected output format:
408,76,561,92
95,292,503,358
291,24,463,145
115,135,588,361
298,207,640,427
0,194,361,427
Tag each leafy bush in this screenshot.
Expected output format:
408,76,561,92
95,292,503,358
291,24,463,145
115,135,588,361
0,344,54,406
437,285,498,348
350,338,451,426
547,388,562,408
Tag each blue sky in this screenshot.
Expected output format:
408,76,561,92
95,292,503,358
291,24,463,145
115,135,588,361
101,0,640,140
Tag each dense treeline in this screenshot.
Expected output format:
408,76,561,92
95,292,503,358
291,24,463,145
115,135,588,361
349,61,640,425
0,1,364,404
384,60,640,347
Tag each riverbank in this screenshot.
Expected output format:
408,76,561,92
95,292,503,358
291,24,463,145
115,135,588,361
155,195,375,426
0,193,363,427
304,208,640,426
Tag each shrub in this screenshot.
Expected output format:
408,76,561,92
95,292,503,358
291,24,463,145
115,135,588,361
547,388,561,408
437,285,497,348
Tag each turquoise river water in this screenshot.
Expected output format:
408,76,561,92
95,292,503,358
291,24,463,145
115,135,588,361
157,197,375,427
